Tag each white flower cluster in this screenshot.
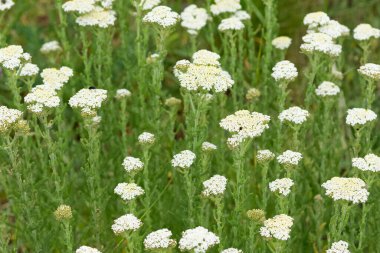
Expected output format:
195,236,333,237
352,154,380,172
0,45,31,70
114,183,145,201
271,60,298,82
220,110,270,147
269,178,294,196
0,0,14,11
140,0,161,11
174,49,234,93
278,106,309,125
24,85,60,114
201,142,217,151
272,36,292,50
63,0,116,28
210,0,241,16
0,106,23,133
19,63,40,77
315,81,340,97
202,175,227,197
138,132,155,144
218,17,244,32
41,66,73,90
259,214,294,240
257,149,275,163
277,150,303,167
144,228,176,250
75,246,102,253
345,108,377,127
115,88,131,99
143,6,180,28
303,11,330,29
353,23,380,41
111,213,142,234
69,88,108,117
322,177,369,204
171,150,196,169
221,248,243,253
358,63,380,80
40,41,62,54
232,10,250,21
180,5,209,35
317,20,350,39
300,32,342,57
327,241,350,253
179,226,220,253
122,156,144,173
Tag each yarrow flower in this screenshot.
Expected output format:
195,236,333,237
317,20,350,39
24,85,60,114
300,33,342,57
218,17,244,32
165,97,182,106
327,241,350,253
322,177,369,204
257,149,275,163
315,81,340,97
269,178,294,196
140,0,161,11
144,229,176,250
210,0,241,16
115,89,131,99
232,10,250,21
202,175,227,197
221,248,243,253
352,154,380,172
41,66,73,90
76,6,116,28
246,209,266,223
277,150,303,167
54,205,73,221
143,6,180,28
62,0,95,14
19,63,40,77
0,106,24,133
179,226,220,253
358,63,380,80
272,36,292,50
201,142,217,151
40,41,62,54
0,0,14,11
69,88,107,117
174,49,234,93
76,246,102,253
138,132,155,145
303,11,330,29
271,60,298,82
0,45,29,70
353,23,380,41
278,106,309,125
114,183,145,201
111,214,142,234
259,214,294,240
180,5,209,35
246,88,261,101
122,156,144,173
220,110,270,146
345,108,377,127
171,150,196,169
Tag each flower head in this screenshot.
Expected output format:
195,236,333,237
318,20,350,39
269,178,294,196
0,45,26,70
246,209,265,223
353,23,380,41
322,177,369,204
218,17,244,32
0,106,24,133
210,0,241,16
257,149,275,163
358,63,380,80
346,108,377,127
40,41,62,54
180,5,209,35
76,246,102,253
114,183,145,201
201,142,217,151
277,150,303,167
122,156,144,173
259,214,293,240
271,60,298,82
111,214,142,234
140,0,161,11
315,81,340,97
144,229,176,250
221,248,243,253
19,63,40,77
138,132,155,145
69,88,107,117
115,89,131,99
352,154,380,172
171,150,196,169
41,66,73,90
202,175,227,197
0,0,14,11
179,226,220,253
24,85,60,114
327,241,350,253
62,0,95,14
54,205,73,221
278,106,309,125
272,36,292,50
303,11,330,28
143,6,180,28
300,33,342,57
